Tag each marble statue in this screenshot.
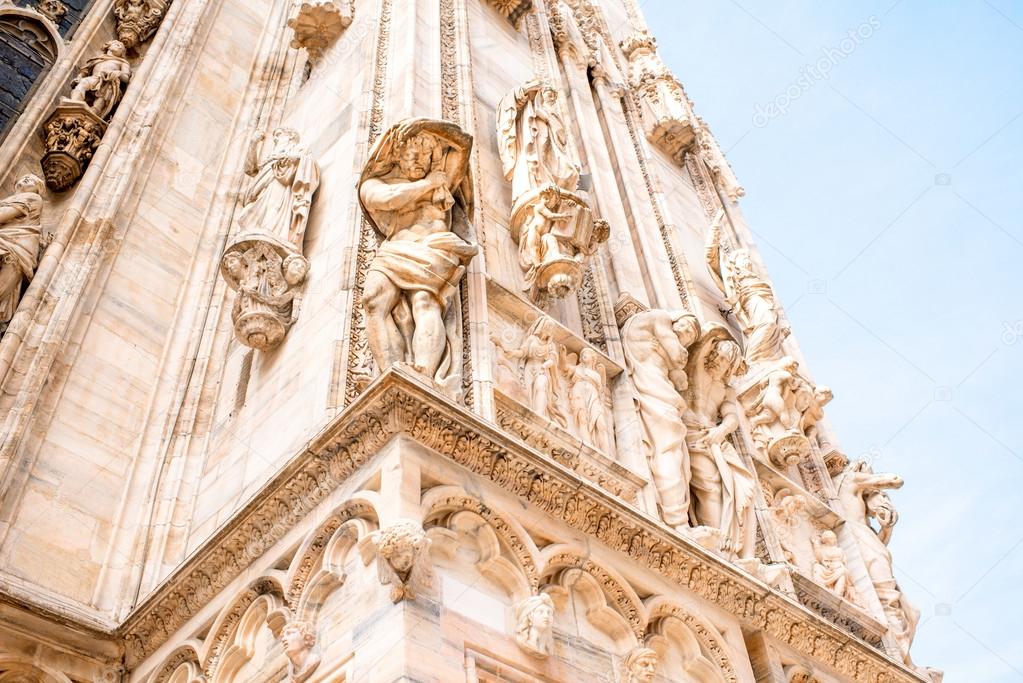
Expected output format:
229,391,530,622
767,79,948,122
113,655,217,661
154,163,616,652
706,211,786,365
835,460,919,661
371,519,431,602
497,80,606,300
113,0,170,50
69,40,132,120
280,621,321,683
682,324,756,556
359,118,477,390
515,593,555,658
741,357,831,466
567,347,614,454
497,79,579,201
0,174,45,331
619,30,696,163
220,127,320,349
811,530,858,604
492,316,569,429
621,308,700,530
622,646,659,683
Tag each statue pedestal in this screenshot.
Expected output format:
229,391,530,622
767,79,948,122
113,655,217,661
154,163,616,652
39,100,107,192
220,231,309,350
509,185,609,301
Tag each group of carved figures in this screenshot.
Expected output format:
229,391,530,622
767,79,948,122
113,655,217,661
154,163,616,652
494,316,615,454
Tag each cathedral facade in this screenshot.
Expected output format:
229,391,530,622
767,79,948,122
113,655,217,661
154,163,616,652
0,0,940,681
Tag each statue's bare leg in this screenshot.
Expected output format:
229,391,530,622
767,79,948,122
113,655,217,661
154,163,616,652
410,290,444,377
363,270,404,370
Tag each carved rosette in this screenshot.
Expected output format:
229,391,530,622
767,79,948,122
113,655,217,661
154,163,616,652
620,30,696,164
220,232,309,350
510,185,609,301
113,0,171,50
287,0,353,63
39,101,107,192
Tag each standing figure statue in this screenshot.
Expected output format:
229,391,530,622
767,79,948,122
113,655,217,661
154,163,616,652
493,316,569,429
621,308,700,530
0,174,45,332
835,460,920,663
811,529,858,604
568,347,614,454
358,118,477,391
68,40,132,120
705,210,786,365
219,127,320,350
497,79,580,201
682,324,756,556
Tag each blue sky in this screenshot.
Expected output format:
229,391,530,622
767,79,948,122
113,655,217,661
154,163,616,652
637,1,1023,680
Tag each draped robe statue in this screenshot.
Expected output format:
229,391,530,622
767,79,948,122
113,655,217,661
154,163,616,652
621,309,700,530
497,80,580,201
682,325,756,556
0,174,45,329
69,40,132,120
358,118,477,391
706,211,786,365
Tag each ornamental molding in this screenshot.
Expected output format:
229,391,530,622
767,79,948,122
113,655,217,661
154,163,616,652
113,366,924,681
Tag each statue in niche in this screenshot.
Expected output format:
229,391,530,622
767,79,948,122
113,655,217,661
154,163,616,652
705,210,787,366
682,324,756,557
370,519,431,602
567,347,614,454
835,460,919,662
497,79,579,200
358,118,476,393
220,127,320,350
622,646,659,683
741,357,832,467
497,80,607,300
620,308,700,531
492,316,569,430
69,40,132,120
0,174,45,333
280,621,321,683
515,593,555,658
811,529,858,604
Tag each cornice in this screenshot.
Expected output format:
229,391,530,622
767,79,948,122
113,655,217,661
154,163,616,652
107,366,924,680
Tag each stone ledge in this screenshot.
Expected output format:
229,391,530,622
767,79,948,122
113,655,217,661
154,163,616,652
96,366,924,680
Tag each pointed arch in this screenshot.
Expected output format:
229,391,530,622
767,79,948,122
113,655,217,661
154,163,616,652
645,597,739,683
146,644,203,683
200,575,285,679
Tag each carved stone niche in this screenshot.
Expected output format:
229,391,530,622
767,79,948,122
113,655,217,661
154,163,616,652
510,185,609,301
485,0,532,28
39,101,106,192
738,357,832,469
221,233,308,350
619,30,696,164
287,0,353,64
113,0,171,51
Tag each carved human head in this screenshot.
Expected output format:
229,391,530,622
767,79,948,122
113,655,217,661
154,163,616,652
669,312,699,347
705,338,742,380
281,620,316,656
283,253,308,285
14,174,44,195
397,132,437,181
377,520,427,573
579,347,598,366
818,529,838,547
272,126,301,153
516,593,555,655
623,646,658,683
867,490,898,529
540,85,559,106
104,40,127,57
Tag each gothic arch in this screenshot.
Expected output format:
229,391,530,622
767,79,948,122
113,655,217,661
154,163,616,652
539,544,646,640
146,644,203,683
0,654,72,683
0,6,62,137
199,575,285,680
644,597,739,683
421,485,541,595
